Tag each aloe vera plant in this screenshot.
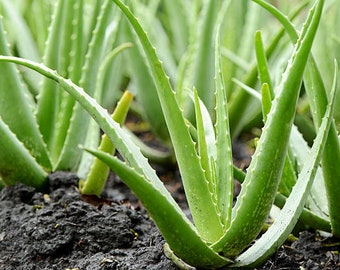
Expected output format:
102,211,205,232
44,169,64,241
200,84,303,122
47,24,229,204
1,0,339,268
0,0,133,194
0,0,334,268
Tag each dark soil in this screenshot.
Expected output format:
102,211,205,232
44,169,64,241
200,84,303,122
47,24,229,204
0,172,177,270
1,156,340,269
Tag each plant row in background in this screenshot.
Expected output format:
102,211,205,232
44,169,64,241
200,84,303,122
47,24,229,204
0,0,340,268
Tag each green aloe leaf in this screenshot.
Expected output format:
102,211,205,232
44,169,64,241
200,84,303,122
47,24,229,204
110,0,223,242
304,60,340,235
161,0,190,61
77,42,132,179
0,56,160,186
0,0,41,94
50,0,85,166
189,0,221,117
235,60,338,268
212,0,324,257
254,29,297,198
193,88,215,188
35,0,70,157
0,18,51,171
228,0,310,138
214,27,233,226
255,0,340,237
122,19,170,142
254,31,274,99
0,118,48,188
55,0,116,171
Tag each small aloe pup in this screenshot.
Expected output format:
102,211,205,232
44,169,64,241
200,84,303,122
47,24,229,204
79,90,133,196
0,0,334,268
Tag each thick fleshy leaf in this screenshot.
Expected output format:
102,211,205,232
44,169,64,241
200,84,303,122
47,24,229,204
235,60,337,268
212,0,324,256
55,0,116,171
0,18,51,171
110,0,224,242
255,0,340,237
214,27,233,226
0,118,48,188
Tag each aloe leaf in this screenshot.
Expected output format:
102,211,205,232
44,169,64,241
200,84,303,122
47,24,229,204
274,193,330,233
0,0,41,94
304,60,340,235
193,88,215,187
123,127,174,166
0,19,51,171
214,27,233,226
228,0,310,138
241,83,329,226
128,1,178,80
0,56,157,184
68,0,85,84
110,0,223,242
56,0,85,118
289,125,329,219
51,0,85,165
0,56,182,202
232,79,261,99
0,117,48,188
122,20,170,142
83,148,231,268
162,0,190,61
187,88,218,204
21,1,51,54
260,83,272,122
189,0,221,117
212,0,324,257
234,60,337,268
256,0,340,237
221,0,249,98
35,0,66,154
174,1,199,109
55,0,116,171
254,30,298,197
254,31,274,98
233,134,330,233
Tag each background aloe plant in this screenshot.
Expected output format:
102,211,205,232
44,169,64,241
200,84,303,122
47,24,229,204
0,0,133,191
1,0,340,269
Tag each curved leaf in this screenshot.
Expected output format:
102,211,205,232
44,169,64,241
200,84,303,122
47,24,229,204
0,117,48,188
110,0,223,242
235,60,337,268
